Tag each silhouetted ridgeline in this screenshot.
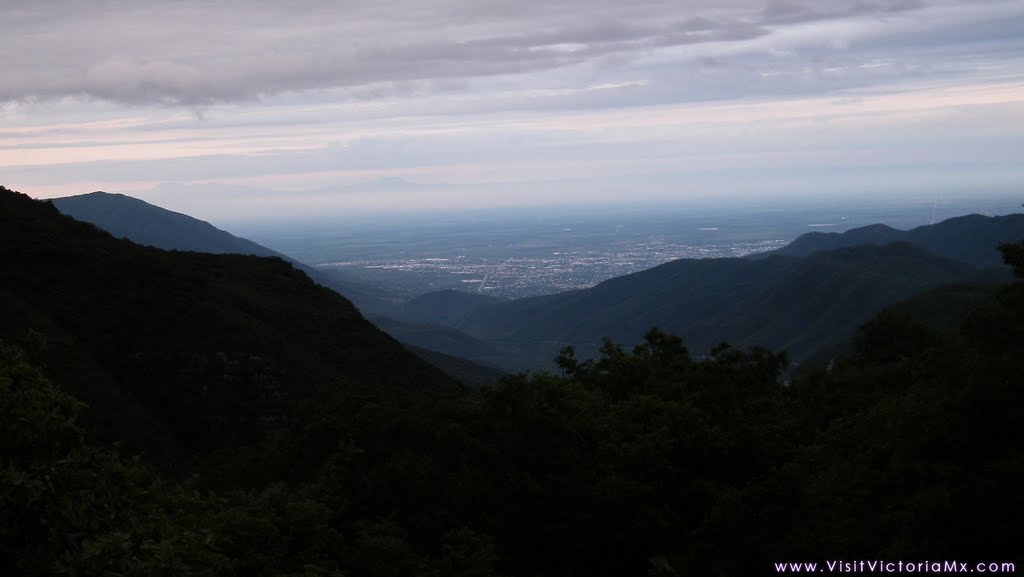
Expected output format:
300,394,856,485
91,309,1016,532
404,240,1013,369
51,190,1024,373
52,190,503,380
3,184,1022,574
52,191,286,256
773,213,1024,265
52,190,404,315
2,186,457,458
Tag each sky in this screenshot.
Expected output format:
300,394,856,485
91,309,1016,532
2,0,1023,223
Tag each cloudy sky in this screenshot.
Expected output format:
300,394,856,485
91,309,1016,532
2,0,1022,222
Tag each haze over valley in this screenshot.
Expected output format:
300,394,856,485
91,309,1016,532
50,189,1024,375
240,192,1023,300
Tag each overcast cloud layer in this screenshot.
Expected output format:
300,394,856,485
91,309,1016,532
2,0,1023,221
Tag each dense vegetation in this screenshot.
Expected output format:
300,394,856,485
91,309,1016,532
403,241,1013,370
774,213,1024,266
1,186,457,461
3,185,1022,574
51,192,283,257
52,190,499,381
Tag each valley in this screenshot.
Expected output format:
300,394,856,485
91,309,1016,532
51,189,1024,375
239,193,1024,300
7,184,1024,575
314,236,790,299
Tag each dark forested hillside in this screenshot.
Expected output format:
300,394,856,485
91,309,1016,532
774,212,1024,265
407,242,1009,369
1,186,456,460
399,289,508,326
4,184,1021,575
51,190,503,379
52,191,285,256
52,191,404,316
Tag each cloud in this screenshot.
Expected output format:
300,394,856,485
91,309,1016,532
5,0,1023,221
4,0,1016,106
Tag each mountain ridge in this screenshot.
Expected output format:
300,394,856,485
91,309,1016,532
403,222,1019,368
3,185,457,459
51,190,1024,372
52,191,402,315
773,212,1024,265
51,190,504,380
6,183,1023,574
52,191,283,256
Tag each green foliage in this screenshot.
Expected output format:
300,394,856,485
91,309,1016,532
1,185,456,463
1,338,84,466
3,185,1023,575
999,239,1024,277
410,240,1011,370
1,339,230,574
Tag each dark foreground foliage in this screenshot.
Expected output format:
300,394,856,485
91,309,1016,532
3,186,1022,575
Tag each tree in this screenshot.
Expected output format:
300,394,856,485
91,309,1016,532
999,239,1024,277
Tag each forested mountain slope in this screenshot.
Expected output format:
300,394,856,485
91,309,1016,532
51,190,502,381
1,185,456,460
407,242,1009,368
3,184,1022,575
773,212,1024,265
52,191,402,315
52,191,285,256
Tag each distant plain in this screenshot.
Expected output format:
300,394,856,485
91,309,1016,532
237,191,1023,300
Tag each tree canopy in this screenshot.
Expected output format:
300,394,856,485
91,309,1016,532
2,185,1022,575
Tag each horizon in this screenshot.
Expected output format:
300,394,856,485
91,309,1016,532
32,182,1024,305
29,185,1024,235
3,0,1023,222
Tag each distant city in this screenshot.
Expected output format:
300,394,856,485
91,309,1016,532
242,192,1024,301
315,238,789,299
